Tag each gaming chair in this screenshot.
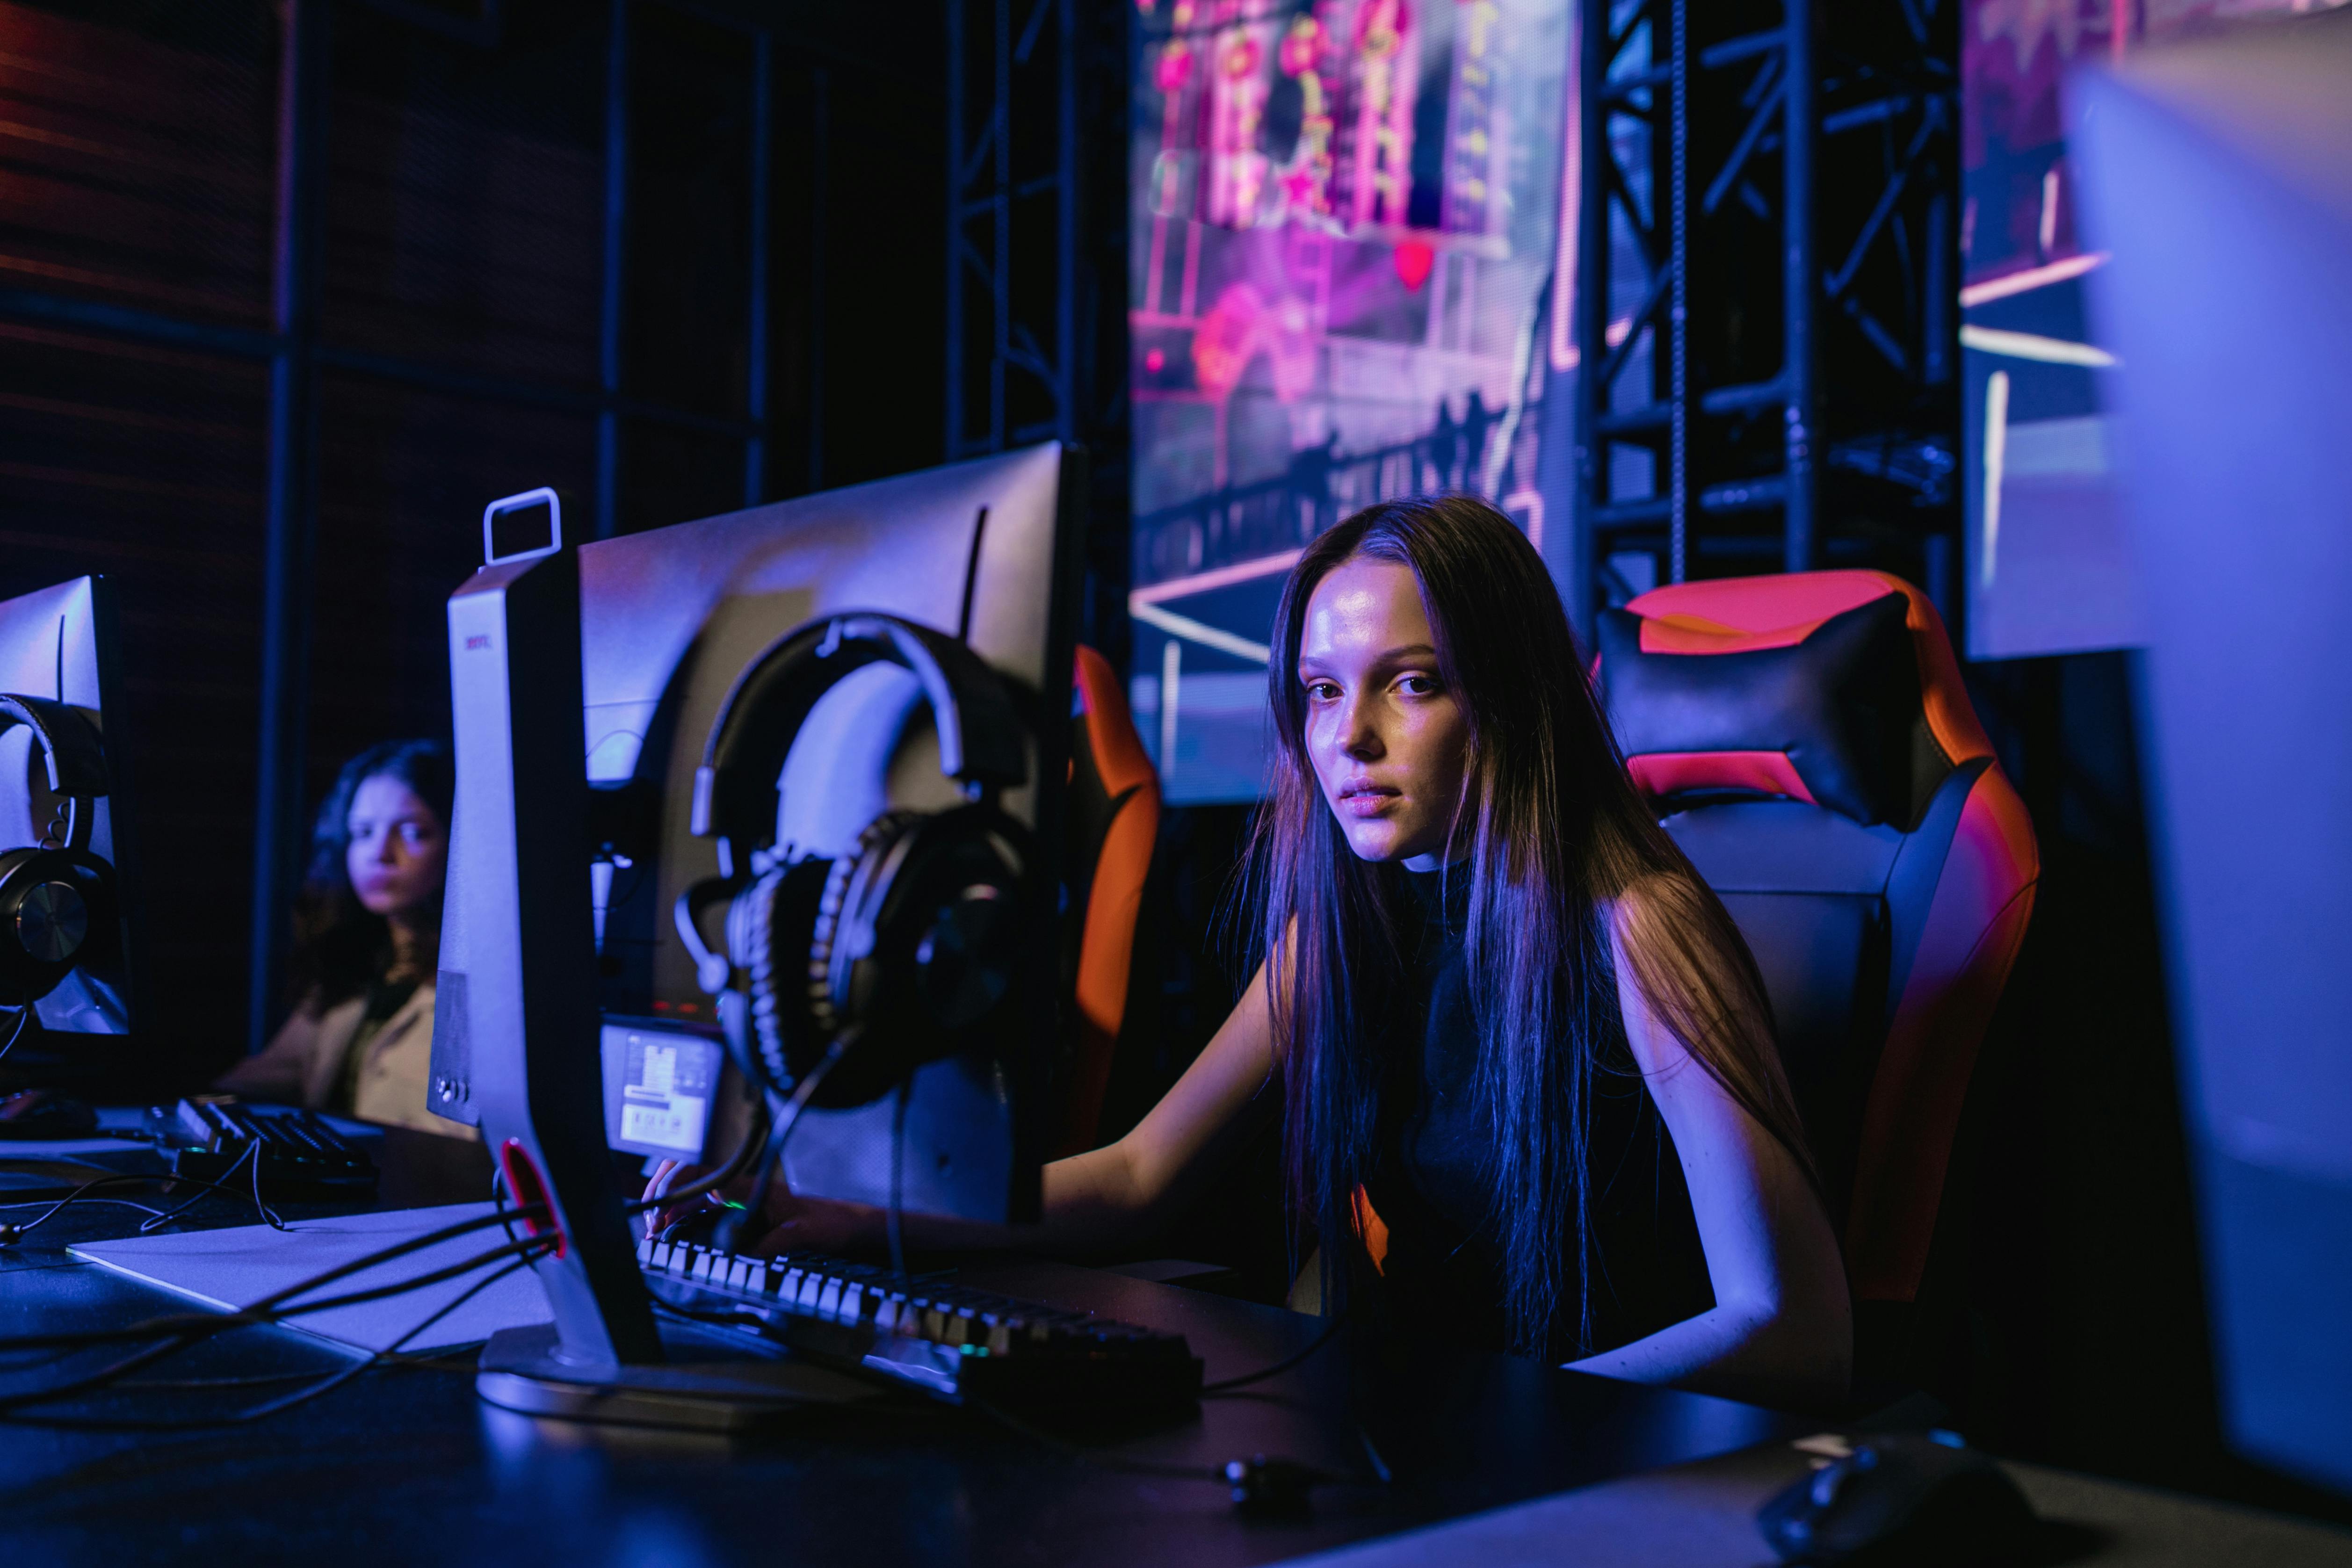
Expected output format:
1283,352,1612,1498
1595,571,2038,1363
1059,646,1162,1156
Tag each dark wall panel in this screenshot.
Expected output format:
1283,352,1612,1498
325,4,604,385
0,320,268,1073
0,1,274,326
310,374,594,801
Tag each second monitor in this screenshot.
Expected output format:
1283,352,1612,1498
437,444,1084,1227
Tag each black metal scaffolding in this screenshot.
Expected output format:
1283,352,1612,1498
1570,0,1958,626
946,0,1080,457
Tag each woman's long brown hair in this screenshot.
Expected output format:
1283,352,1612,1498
1244,495,1813,1356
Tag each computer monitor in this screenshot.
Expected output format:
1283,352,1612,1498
438,443,1083,1193
442,443,1084,1406
586,442,1082,1224
2073,7,2352,1495
0,574,144,1063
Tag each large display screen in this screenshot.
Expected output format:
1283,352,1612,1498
1960,0,2337,659
1128,0,1574,802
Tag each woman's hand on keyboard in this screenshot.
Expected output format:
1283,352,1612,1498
640,1157,877,1255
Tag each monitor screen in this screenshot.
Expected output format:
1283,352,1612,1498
2074,7,2352,1493
0,574,142,1048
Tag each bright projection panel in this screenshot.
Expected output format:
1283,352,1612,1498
1958,0,2344,660
1129,0,1572,802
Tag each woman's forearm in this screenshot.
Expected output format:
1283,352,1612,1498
1565,1295,1849,1410
748,965,1279,1261
911,1142,1154,1252
749,1140,1158,1258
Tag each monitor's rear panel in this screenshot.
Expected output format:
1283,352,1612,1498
573,443,1078,1222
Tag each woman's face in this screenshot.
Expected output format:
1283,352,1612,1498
1297,555,1471,869
346,773,449,920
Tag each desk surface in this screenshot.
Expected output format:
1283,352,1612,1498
6,1142,2347,1568
1,1153,1803,1568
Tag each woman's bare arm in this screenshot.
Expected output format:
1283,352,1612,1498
1564,893,1853,1409
706,959,1282,1257
1033,959,1281,1248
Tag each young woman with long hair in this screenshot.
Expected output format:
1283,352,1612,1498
668,497,1850,1406
217,738,471,1138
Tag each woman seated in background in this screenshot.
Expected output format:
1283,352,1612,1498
663,497,1850,1409
217,739,469,1138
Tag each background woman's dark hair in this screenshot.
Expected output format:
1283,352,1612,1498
1244,494,1815,1357
285,738,453,1012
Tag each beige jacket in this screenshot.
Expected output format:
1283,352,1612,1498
216,981,475,1139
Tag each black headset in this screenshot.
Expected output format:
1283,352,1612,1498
0,694,118,1010
675,614,1033,1110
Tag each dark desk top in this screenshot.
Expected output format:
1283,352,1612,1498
0,1134,1812,1568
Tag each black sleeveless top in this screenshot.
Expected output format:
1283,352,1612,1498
1355,867,1715,1362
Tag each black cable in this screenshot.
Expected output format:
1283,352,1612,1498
651,1033,848,1247
7,1252,543,1429
1199,1311,1347,1394
620,1090,778,1218
0,1194,169,1224
249,1127,288,1230
0,1233,550,1412
964,1395,1227,1482
705,1034,856,1241
885,1076,909,1285
2,1163,316,1245
968,1393,1378,1516
136,1140,262,1234
0,1203,547,1354
647,1294,768,1333
0,1004,29,1066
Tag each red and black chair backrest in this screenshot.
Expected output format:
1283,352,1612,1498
1596,571,2038,1307
1058,646,1161,1157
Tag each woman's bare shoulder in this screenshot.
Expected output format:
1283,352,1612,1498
1600,868,1713,947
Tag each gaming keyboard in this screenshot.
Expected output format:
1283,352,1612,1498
159,1099,378,1194
637,1236,1204,1410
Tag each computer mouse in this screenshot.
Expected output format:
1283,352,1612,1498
0,1090,99,1139
1757,1432,2038,1566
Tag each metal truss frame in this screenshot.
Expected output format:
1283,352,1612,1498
1571,0,1958,621
947,0,1079,458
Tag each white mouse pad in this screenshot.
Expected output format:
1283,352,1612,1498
72,1201,554,1357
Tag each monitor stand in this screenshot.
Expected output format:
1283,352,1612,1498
475,1322,874,1431
448,538,852,1431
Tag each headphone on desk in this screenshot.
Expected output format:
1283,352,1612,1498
0,694,117,1009
676,614,1034,1110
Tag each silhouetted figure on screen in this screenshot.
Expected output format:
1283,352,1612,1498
1288,428,1341,537
1462,389,1495,491
1428,397,1461,488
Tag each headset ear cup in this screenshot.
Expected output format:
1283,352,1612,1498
0,848,39,1005
731,867,793,1093
0,846,109,1007
62,850,116,967
806,811,924,1059
734,857,836,1098
800,805,1030,1107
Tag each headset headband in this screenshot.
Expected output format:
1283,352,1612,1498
690,614,1027,868
0,694,108,851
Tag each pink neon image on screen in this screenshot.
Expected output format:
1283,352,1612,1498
1129,0,1572,802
